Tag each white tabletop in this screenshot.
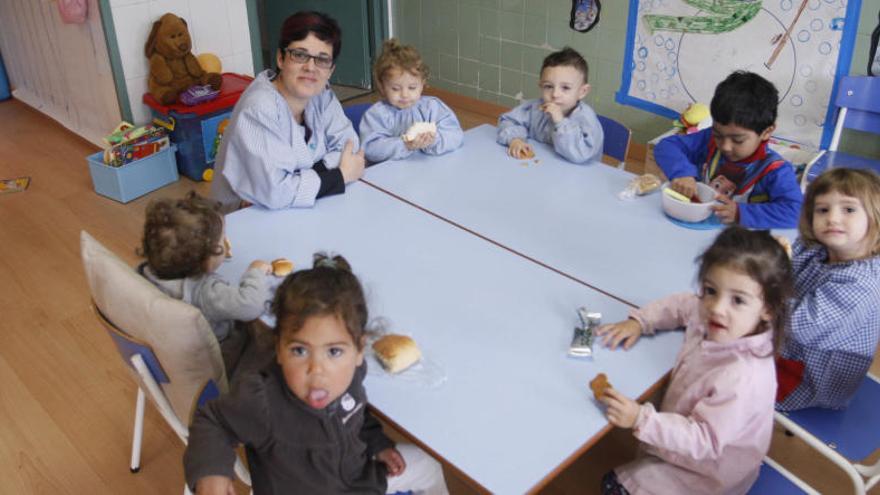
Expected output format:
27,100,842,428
363,124,797,307
218,184,682,494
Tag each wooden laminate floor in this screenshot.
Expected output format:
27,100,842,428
0,95,876,494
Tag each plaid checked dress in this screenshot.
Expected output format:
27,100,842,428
776,239,880,411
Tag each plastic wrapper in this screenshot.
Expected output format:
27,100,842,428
569,307,601,358
365,317,447,388
618,173,662,200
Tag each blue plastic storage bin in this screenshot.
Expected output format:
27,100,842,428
144,73,251,181
87,145,179,203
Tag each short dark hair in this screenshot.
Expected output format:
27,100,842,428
140,191,224,280
697,226,793,351
710,71,778,133
278,11,342,61
541,47,589,83
272,253,368,350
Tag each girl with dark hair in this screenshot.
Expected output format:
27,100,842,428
211,11,365,212
594,226,793,495
184,254,449,494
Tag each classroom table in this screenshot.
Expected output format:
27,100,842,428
217,184,683,494
362,124,797,307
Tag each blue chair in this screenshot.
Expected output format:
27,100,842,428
774,373,880,494
748,457,820,495
801,76,880,189
597,114,632,169
344,102,372,134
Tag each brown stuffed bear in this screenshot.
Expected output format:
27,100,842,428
145,13,222,105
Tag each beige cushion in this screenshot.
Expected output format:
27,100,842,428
80,231,228,422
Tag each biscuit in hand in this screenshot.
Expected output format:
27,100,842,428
271,258,294,277
372,334,422,374
590,373,611,400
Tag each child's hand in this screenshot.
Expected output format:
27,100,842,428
670,177,697,199
404,132,436,150
540,102,564,124
602,388,640,429
711,194,738,224
339,140,366,184
248,260,272,274
194,475,235,495
595,319,642,350
508,138,534,159
376,447,407,477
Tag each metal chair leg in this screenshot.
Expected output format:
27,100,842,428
130,387,145,473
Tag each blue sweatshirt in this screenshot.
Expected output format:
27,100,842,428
653,128,803,229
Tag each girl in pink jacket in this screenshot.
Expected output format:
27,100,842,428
595,227,793,495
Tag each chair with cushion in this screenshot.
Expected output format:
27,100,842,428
801,76,880,189
597,114,632,169
80,230,250,493
774,373,880,495
344,102,372,134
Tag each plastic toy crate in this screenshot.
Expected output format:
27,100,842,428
87,145,178,203
144,73,252,181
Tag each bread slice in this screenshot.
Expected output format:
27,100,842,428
372,334,421,373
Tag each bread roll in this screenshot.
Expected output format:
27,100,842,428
589,373,611,400
271,258,294,277
372,334,421,373
223,237,232,258
403,122,437,142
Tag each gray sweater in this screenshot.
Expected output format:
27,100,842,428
139,263,271,341
184,362,394,494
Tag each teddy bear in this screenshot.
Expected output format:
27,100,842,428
145,13,222,105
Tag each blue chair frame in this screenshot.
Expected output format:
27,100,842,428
801,76,880,189
344,102,372,135
597,114,631,169
748,457,820,495
774,373,880,494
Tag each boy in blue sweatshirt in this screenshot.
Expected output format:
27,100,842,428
655,71,803,228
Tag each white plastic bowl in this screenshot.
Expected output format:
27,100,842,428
661,182,717,223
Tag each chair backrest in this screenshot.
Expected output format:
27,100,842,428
80,230,227,422
598,114,631,166
829,76,880,151
344,102,372,134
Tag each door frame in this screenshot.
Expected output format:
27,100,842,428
246,0,387,89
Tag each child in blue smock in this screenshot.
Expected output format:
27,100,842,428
359,39,463,164
497,46,603,164
654,71,803,229
776,168,880,411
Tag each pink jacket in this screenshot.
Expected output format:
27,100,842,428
616,293,776,495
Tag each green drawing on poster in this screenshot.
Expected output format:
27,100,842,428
644,0,762,34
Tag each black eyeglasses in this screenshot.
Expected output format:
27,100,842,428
284,48,334,69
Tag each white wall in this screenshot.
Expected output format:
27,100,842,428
0,0,121,146
109,0,254,125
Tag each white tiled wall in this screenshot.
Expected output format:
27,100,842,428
109,0,254,125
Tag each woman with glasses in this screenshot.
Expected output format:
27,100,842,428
212,11,365,212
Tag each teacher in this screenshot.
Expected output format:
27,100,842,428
212,11,365,212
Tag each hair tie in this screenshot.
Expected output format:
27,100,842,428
315,256,338,269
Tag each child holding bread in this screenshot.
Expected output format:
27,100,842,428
184,253,449,495
594,227,792,495
359,38,464,163
139,191,273,370
497,46,603,164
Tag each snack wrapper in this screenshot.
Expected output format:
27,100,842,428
569,308,601,358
